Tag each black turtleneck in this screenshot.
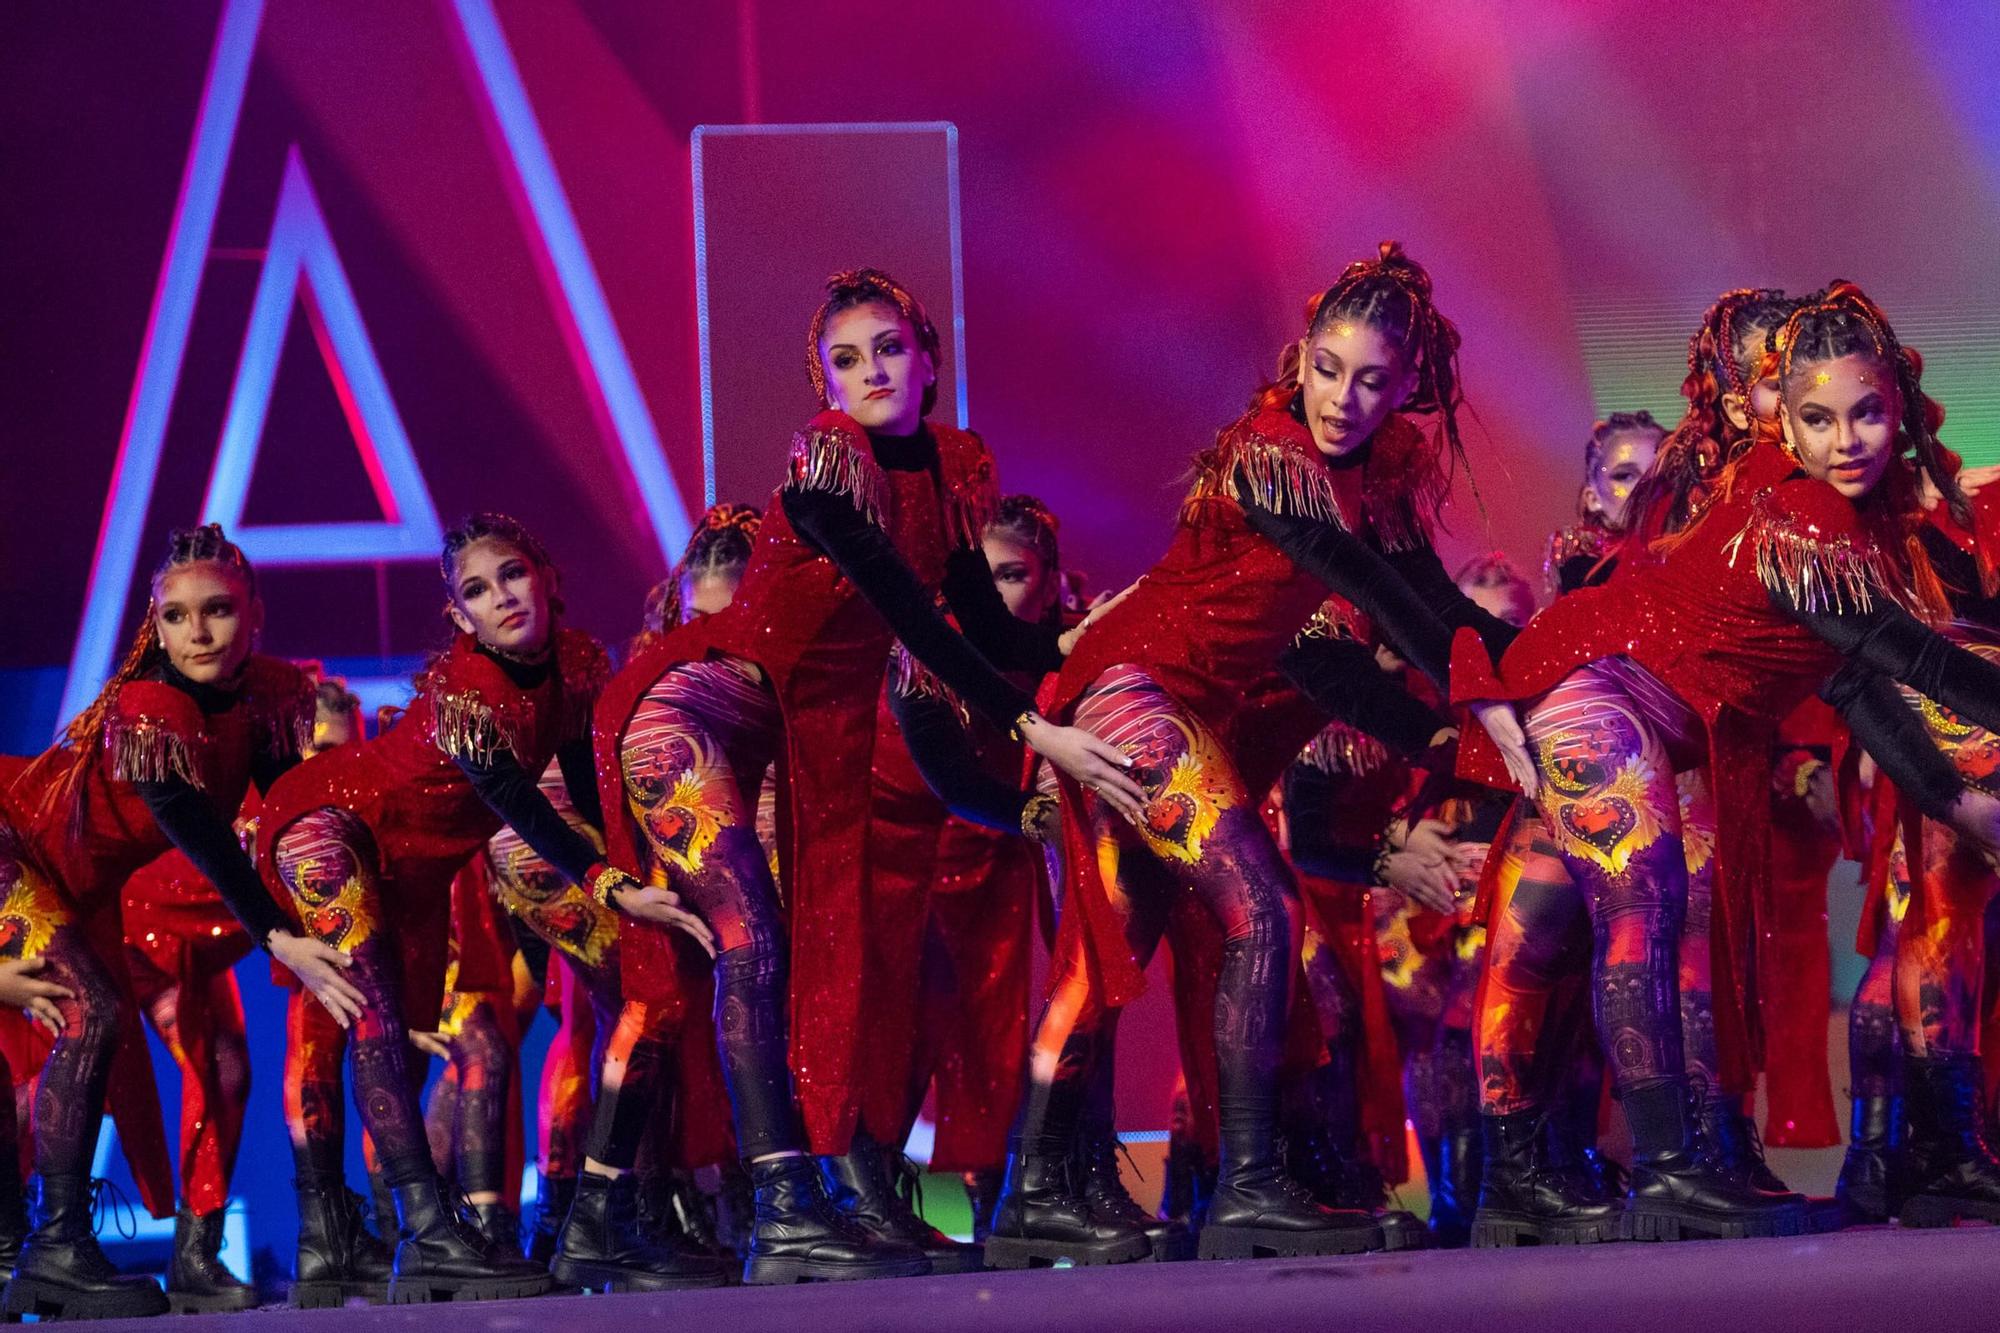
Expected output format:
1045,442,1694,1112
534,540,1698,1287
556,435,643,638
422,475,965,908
452,642,605,884
780,425,1035,728
132,662,295,948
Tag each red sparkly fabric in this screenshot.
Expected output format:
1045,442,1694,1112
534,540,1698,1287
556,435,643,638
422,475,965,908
1047,401,1434,1008
2,655,310,1217
1453,438,1918,1090
595,410,999,1154
257,629,608,996
865,676,1037,1170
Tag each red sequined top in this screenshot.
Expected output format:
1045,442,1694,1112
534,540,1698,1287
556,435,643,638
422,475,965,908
3,657,311,910
257,628,608,897
595,409,998,1154
1048,400,1439,1007
1453,439,1925,1075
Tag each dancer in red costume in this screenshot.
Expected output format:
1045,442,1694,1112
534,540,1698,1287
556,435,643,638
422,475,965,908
115,677,361,1312
1457,283,2000,1242
860,495,1067,1257
259,513,698,1304
991,243,1527,1268
1544,414,1665,596
0,525,346,1319
595,270,1137,1286
538,506,762,1290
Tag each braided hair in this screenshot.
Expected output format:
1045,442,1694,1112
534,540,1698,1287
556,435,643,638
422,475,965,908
1627,288,1797,546
644,502,763,634
1580,410,1666,526
34,524,256,838
440,512,563,622
1257,241,1471,510
805,269,942,416
1760,281,1984,602
983,493,1063,624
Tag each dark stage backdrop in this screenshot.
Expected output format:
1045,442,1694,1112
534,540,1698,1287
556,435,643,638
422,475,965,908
3,0,1999,1274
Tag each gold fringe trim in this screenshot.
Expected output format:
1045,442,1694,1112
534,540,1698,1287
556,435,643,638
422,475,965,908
259,688,315,762
1292,597,1363,646
105,717,204,789
889,642,970,728
1543,523,1611,596
784,425,890,528
1298,723,1389,778
1182,430,1347,530
430,689,531,766
1723,492,1914,617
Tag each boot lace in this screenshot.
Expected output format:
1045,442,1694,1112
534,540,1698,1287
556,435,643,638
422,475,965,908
88,1178,138,1241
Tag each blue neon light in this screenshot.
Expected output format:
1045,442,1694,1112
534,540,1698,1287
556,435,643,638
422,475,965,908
202,148,444,565
58,0,266,730
451,0,691,563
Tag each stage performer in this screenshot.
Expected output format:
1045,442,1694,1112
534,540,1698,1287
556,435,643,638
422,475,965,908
1543,413,1665,596
1456,283,2000,1243
259,512,700,1304
990,242,1528,1267
594,269,1137,1285
0,525,348,1320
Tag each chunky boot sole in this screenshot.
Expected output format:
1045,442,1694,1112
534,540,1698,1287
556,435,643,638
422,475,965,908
742,1253,931,1284
1623,1199,1806,1241
918,1245,986,1275
1142,1229,1197,1262
388,1270,551,1303
550,1255,729,1292
169,1286,261,1313
983,1232,1149,1269
2,1275,170,1321
1375,1213,1432,1252
1196,1220,1383,1260
289,1279,347,1309
1470,1207,1619,1248
1899,1192,2000,1227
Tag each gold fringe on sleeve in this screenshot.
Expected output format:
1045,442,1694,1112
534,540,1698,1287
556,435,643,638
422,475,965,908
430,689,531,766
105,716,204,788
1723,493,1912,617
1298,722,1389,778
889,642,971,728
784,425,891,528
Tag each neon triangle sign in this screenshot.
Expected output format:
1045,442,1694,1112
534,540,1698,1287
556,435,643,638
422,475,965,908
200,145,443,565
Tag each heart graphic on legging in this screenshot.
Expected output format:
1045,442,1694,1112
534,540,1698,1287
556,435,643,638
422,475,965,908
309,905,354,947
0,916,27,959
1559,797,1637,856
1145,793,1196,847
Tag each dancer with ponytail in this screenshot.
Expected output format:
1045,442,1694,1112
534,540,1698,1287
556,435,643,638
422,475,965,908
1457,282,2000,1242
258,512,701,1304
596,270,1137,1285
0,525,348,1319
991,242,1528,1267
538,504,761,1291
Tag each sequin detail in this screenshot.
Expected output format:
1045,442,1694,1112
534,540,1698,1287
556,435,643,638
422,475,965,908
784,421,890,527
1723,487,1909,616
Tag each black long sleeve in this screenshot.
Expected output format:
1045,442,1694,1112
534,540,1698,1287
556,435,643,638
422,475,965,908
250,745,301,797
1920,525,2000,625
940,547,1064,674
135,778,292,947
1237,495,1459,689
557,735,604,833
887,685,1030,834
456,749,604,887
1381,543,1521,660
1557,552,1617,596
1820,660,1966,822
783,487,1034,727
1281,764,1376,882
1277,636,1449,757
1772,589,2000,736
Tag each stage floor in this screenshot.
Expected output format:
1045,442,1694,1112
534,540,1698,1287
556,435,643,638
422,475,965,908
77,1224,2000,1332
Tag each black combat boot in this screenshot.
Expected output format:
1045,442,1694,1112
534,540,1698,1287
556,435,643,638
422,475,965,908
743,1155,930,1284
1898,1054,2000,1227
550,1170,728,1291
166,1205,259,1312
1,1175,169,1320
1470,1110,1621,1246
